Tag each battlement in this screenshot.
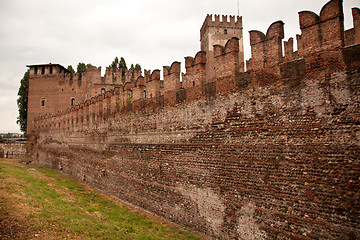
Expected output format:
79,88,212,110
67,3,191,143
27,63,70,77
247,21,284,74
200,14,242,37
27,0,360,133
247,0,360,75
29,0,360,131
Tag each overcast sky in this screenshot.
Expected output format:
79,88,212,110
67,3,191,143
0,0,358,133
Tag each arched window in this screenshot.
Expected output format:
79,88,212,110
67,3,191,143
224,29,227,34
71,98,75,106
101,88,106,94
143,90,146,99
41,98,45,107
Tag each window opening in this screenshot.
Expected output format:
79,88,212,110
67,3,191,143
34,67,38,75
71,98,75,106
101,88,106,94
41,99,45,107
41,67,45,75
144,90,146,99
224,29,227,34
49,66,53,74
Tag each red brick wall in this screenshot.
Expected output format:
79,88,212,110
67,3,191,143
29,0,360,239
32,53,360,239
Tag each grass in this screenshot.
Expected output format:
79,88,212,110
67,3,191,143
0,158,201,240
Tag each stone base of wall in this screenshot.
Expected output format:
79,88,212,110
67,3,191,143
0,142,27,159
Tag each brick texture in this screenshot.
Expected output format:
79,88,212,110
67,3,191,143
27,0,360,239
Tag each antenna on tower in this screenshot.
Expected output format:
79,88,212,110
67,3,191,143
237,0,240,16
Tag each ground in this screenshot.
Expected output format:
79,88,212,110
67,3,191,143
0,158,206,240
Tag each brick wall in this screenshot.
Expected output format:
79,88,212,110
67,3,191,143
0,142,27,158
29,0,360,239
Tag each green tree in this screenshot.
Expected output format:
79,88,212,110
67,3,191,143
130,64,135,79
109,57,119,73
135,64,141,72
76,62,92,81
108,57,141,81
86,63,94,69
118,57,127,80
16,70,29,134
67,65,75,80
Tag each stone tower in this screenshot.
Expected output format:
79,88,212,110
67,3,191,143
200,15,244,80
26,64,70,135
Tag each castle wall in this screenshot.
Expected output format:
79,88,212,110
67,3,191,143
0,142,27,159
28,1,360,239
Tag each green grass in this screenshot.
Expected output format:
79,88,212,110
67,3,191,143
0,159,201,240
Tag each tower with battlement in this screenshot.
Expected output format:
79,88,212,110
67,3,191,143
200,14,244,80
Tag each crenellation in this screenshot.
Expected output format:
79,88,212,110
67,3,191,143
214,37,241,79
298,0,344,58
213,44,224,58
184,56,194,68
214,14,220,24
299,11,320,30
319,0,343,22
284,37,295,62
163,62,181,106
151,69,161,81
194,51,206,65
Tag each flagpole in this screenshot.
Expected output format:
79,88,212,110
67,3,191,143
237,0,240,16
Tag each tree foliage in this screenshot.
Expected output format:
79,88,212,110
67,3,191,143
108,57,141,81
67,65,75,80
66,63,94,81
17,70,29,134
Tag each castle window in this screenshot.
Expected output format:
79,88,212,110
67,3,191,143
143,90,146,99
34,67,38,75
101,88,106,94
41,67,45,75
41,98,45,107
49,66,53,74
71,98,75,106
224,29,227,34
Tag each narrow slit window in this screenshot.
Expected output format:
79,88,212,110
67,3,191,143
41,99,45,107
71,98,75,106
